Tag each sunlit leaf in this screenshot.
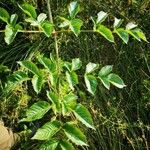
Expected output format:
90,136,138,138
68,1,80,19
32,75,43,94
10,14,18,27
72,58,82,71
66,71,78,90
84,75,98,95
114,28,129,44
99,65,113,77
47,91,60,114
73,104,95,129
32,120,61,140
97,25,114,42
86,62,99,74
70,19,83,36
37,13,47,23
63,123,87,146
60,140,74,150
114,17,123,28
41,21,54,37
19,3,37,19
108,73,126,88
96,11,108,24
126,22,137,30
18,60,40,76
39,140,59,150
0,7,10,23
20,101,51,122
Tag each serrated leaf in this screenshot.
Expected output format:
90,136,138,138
97,25,114,42
39,140,59,150
70,19,83,36
32,120,61,140
60,140,74,150
63,123,87,146
84,75,98,95
41,21,54,37
126,22,137,30
4,25,17,45
32,75,43,94
21,101,51,122
10,14,18,27
18,60,40,76
19,3,37,19
0,7,10,23
96,11,108,24
66,71,78,90
99,65,113,77
114,17,123,28
108,73,126,88
38,56,56,73
47,91,60,114
114,28,129,44
68,1,80,19
73,104,95,129
86,62,99,74
37,13,47,23
72,58,82,71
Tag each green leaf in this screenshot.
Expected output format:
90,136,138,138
84,75,98,95
70,19,83,36
98,76,110,90
47,91,60,114
63,93,77,109
114,17,123,28
126,22,137,30
19,3,37,19
127,30,141,41
32,75,43,94
63,123,87,146
59,20,70,28
108,73,126,88
39,140,59,150
71,58,82,71
0,7,10,23
18,60,40,76
114,28,129,44
25,18,38,26
38,56,56,73
96,11,108,24
73,104,95,129
132,28,148,42
60,140,74,150
68,1,80,19
32,120,61,140
64,62,72,72
86,62,99,74
99,65,113,77
37,13,47,23
4,25,18,45
20,101,51,122
10,14,18,27
49,72,58,87
41,21,54,37
8,71,29,83
66,71,78,90
97,25,114,42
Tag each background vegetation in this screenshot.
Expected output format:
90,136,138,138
0,0,149,149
